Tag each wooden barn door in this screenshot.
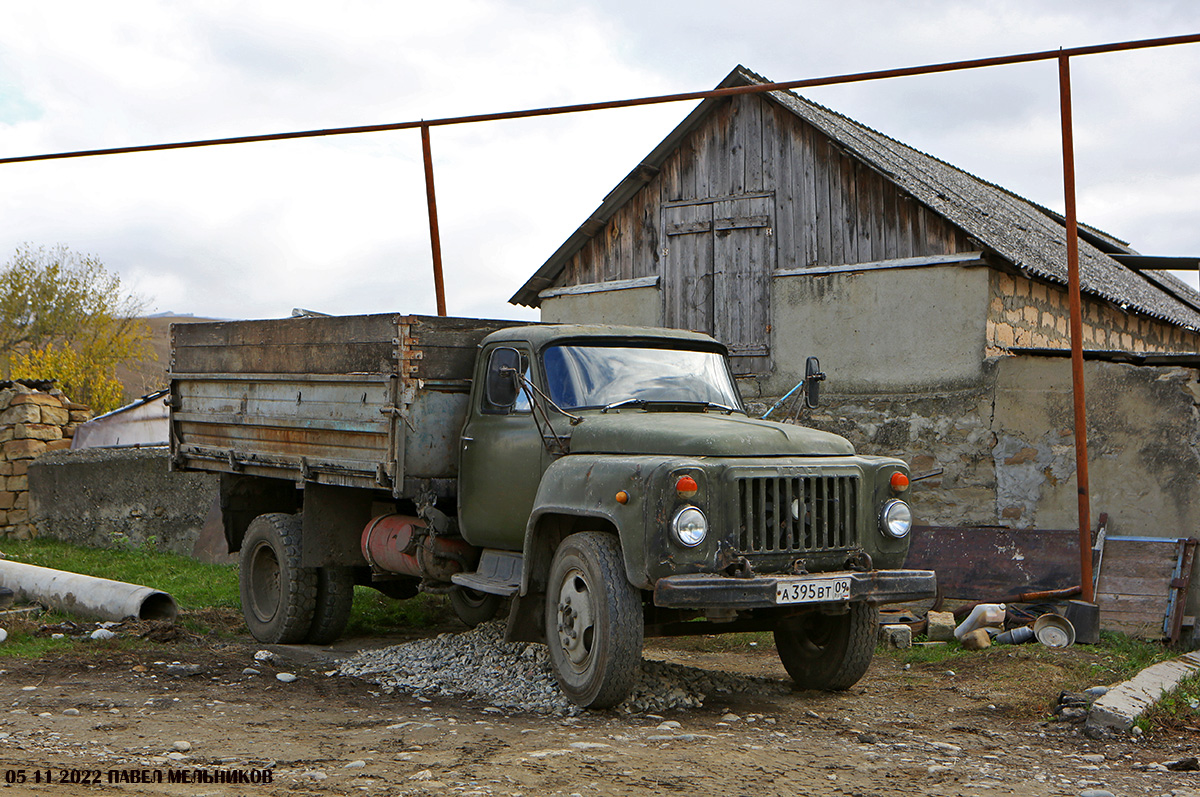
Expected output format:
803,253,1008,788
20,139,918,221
663,195,773,375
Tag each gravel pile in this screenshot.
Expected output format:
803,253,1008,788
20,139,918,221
338,621,788,715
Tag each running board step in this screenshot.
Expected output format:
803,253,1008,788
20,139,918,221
451,549,523,597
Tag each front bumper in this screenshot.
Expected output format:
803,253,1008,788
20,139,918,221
652,569,937,609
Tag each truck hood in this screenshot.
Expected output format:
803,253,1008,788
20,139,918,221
568,412,855,457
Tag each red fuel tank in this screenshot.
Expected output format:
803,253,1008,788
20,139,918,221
361,514,477,582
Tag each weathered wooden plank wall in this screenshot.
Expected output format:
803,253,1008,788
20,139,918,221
555,94,973,289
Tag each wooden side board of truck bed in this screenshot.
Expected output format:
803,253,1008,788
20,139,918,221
169,314,523,497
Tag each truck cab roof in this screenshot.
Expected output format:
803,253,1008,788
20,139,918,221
480,323,727,353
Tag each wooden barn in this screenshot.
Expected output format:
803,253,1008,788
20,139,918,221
511,66,1200,641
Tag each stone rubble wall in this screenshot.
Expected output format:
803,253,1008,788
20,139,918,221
0,381,91,540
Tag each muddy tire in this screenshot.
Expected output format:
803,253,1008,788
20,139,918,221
774,603,877,690
545,532,643,708
239,513,317,644
449,586,504,628
306,567,355,644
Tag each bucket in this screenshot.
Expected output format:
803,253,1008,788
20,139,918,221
1033,613,1076,648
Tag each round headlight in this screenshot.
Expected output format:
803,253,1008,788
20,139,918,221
880,499,912,538
671,506,708,547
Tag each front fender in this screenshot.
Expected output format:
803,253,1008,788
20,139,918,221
522,454,672,594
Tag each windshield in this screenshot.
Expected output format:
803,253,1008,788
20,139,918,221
542,344,743,411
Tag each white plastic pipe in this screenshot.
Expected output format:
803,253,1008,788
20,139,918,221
0,560,177,622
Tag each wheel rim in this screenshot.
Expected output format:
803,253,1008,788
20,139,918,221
789,614,837,659
247,540,281,624
554,566,596,670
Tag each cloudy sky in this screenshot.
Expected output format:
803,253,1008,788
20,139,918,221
1,1,1198,322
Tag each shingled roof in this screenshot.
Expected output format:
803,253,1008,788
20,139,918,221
512,65,1200,331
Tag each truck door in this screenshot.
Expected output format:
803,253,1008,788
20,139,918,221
458,344,546,550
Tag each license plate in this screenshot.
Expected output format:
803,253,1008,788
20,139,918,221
775,576,852,605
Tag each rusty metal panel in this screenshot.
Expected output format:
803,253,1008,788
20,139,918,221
905,525,1081,600
170,313,528,495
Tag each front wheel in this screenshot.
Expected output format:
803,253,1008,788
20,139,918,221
239,513,317,644
545,532,643,709
774,602,878,690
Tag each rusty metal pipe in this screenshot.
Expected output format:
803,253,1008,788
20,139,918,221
952,585,1083,620
1059,53,1095,603
3,33,1199,167
420,124,447,317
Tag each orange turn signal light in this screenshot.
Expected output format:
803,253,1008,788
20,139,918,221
676,475,699,498
890,472,910,492
615,491,629,504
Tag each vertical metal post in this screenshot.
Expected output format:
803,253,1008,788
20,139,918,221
420,124,448,317
1059,53,1095,602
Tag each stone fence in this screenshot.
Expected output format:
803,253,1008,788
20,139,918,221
0,381,90,540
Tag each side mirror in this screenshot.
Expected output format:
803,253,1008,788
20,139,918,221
486,347,522,408
804,356,826,409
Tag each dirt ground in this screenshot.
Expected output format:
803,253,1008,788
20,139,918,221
1,621,1198,797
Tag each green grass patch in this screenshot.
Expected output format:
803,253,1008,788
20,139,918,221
344,588,455,636
1141,670,1200,733
0,538,458,653
1,538,240,611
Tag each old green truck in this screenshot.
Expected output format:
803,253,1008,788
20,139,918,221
169,313,934,708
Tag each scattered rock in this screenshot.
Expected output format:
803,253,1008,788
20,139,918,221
338,621,786,715
0,628,6,643
1084,686,1109,699
1164,756,1199,771
89,628,116,641
62,708,80,716
242,668,260,676
720,713,741,722
960,628,991,650
344,760,366,769
165,664,202,677
879,624,912,649
1078,790,1115,797
276,672,297,683
172,741,191,753
656,721,682,731
254,650,278,664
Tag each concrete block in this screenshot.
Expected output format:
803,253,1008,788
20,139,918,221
927,611,957,642
1087,652,1200,734
879,624,912,649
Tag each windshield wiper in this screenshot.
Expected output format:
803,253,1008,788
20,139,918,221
600,398,646,413
600,398,739,414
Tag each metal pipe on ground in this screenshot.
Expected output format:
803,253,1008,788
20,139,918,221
0,560,177,623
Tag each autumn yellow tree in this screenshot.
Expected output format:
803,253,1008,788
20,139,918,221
0,245,153,413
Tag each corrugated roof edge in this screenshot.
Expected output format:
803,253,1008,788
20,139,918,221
511,65,1200,335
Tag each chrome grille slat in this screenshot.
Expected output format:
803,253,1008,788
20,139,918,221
735,474,858,555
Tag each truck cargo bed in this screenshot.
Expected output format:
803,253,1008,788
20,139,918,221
169,314,522,496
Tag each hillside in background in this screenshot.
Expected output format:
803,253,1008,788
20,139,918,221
114,314,222,406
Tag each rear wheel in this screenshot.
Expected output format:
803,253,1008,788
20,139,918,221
774,602,877,690
449,586,504,628
306,566,355,644
545,532,643,708
239,513,316,644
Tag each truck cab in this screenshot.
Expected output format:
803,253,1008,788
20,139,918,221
453,325,933,707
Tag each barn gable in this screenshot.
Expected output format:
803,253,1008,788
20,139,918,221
511,65,1200,369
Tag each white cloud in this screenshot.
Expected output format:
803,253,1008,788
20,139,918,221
1,0,1198,315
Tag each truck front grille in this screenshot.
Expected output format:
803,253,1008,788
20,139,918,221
736,475,858,554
